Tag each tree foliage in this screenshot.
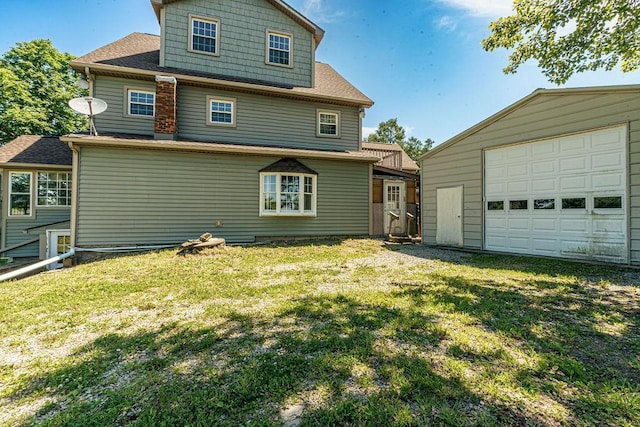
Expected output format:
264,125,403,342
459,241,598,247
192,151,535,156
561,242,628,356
367,118,406,145
0,39,87,143
403,136,434,160
367,118,434,160
482,0,640,85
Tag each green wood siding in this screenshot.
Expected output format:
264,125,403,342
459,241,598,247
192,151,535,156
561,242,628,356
163,0,314,87
178,85,360,151
75,146,369,246
421,92,640,265
93,76,156,136
5,209,70,258
92,76,360,152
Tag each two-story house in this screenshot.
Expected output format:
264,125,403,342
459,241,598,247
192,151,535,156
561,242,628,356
0,0,376,262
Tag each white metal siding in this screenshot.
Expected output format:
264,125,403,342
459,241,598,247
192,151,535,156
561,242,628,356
484,125,627,263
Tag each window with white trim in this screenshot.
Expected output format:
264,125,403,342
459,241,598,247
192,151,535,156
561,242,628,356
127,89,155,117
37,172,71,207
207,96,235,126
9,172,32,216
317,110,340,137
190,16,219,55
260,173,316,216
267,31,291,66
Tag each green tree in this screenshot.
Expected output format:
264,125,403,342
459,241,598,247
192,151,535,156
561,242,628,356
0,39,87,143
367,118,434,160
367,118,406,145
482,0,640,85
402,136,434,160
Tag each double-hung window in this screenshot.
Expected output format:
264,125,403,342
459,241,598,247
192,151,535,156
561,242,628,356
190,15,219,55
266,31,292,67
207,96,236,126
260,173,316,216
127,89,155,117
317,110,340,137
37,172,71,207
9,172,32,216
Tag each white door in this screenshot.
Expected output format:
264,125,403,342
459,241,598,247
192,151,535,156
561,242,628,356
384,180,406,235
436,186,463,246
484,125,627,263
46,230,71,269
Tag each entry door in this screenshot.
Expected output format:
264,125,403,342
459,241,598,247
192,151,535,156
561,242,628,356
46,230,71,269
436,186,463,246
384,180,406,235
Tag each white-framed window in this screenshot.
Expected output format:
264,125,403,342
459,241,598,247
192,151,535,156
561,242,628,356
127,89,155,117
189,15,220,55
317,110,340,137
207,96,236,126
37,172,71,207
9,172,32,217
260,173,316,216
266,30,292,67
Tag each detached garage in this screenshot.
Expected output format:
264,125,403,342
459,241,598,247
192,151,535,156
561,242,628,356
419,85,640,265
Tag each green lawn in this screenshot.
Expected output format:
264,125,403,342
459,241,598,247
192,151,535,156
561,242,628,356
1,239,639,426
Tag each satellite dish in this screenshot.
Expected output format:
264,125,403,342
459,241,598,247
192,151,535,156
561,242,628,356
68,97,108,136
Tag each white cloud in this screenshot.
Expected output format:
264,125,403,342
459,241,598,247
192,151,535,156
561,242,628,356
299,0,346,24
436,0,513,18
436,16,458,32
362,127,377,138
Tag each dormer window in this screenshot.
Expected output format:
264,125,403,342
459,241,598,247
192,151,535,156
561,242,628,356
189,15,219,56
266,30,292,67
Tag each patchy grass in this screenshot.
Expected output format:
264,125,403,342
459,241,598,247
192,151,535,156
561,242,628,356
1,239,639,426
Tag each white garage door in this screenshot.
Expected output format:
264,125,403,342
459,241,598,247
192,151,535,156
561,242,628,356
484,125,627,263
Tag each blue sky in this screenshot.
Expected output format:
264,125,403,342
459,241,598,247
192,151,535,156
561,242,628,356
1,0,638,145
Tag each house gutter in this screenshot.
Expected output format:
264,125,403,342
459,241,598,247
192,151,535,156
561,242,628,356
71,61,374,107
0,248,75,282
63,135,381,163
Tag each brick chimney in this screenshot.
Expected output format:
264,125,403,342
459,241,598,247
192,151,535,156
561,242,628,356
154,75,177,140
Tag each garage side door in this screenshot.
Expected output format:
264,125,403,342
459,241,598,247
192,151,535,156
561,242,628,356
484,125,627,263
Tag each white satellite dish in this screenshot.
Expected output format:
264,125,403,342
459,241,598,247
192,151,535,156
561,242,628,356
68,97,108,136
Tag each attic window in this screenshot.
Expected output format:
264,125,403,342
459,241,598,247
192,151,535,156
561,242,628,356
266,31,292,67
190,15,219,55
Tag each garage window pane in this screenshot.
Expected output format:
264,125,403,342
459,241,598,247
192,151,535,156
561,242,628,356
534,199,555,210
562,198,586,209
594,196,622,209
509,200,528,210
487,201,504,210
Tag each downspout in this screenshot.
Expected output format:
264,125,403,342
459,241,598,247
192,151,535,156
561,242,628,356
68,141,80,256
0,248,75,282
84,66,94,97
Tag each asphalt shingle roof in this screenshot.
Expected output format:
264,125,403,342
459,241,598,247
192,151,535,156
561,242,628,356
72,33,373,106
0,136,72,166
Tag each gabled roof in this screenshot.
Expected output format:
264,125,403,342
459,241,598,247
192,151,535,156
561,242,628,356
361,141,418,172
150,0,325,46
259,158,318,174
0,136,72,167
418,84,640,161
71,33,373,107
